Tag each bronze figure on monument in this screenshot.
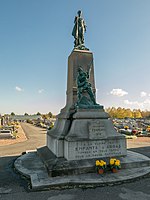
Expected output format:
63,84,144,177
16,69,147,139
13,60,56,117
72,10,89,50
76,66,97,106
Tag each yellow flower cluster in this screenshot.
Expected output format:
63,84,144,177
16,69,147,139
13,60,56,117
110,158,116,165
96,160,106,167
109,158,120,166
115,160,120,166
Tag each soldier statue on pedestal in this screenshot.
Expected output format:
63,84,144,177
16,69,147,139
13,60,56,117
72,10,89,50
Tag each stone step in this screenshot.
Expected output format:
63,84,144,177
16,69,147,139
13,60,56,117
37,146,150,177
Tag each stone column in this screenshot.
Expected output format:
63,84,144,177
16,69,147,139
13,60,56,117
47,49,97,157
65,49,96,112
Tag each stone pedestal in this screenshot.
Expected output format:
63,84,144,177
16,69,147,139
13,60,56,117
64,108,126,160
66,49,96,110
47,49,96,157
47,49,127,160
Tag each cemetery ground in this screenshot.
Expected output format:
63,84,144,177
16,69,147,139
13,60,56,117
0,122,46,157
0,123,150,199
0,124,27,148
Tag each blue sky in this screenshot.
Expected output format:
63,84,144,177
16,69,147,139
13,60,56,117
0,0,150,114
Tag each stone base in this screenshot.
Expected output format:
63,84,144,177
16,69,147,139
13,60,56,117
47,116,70,157
64,109,127,160
38,146,98,177
14,147,150,190
47,136,64,157
47,108,127,160
36,146,149,178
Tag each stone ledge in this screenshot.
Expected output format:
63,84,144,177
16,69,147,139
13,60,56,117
14,148,150,191
37,147,149,175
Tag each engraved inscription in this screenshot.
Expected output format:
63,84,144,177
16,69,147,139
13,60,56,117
89,120,106,139
67,140,126,160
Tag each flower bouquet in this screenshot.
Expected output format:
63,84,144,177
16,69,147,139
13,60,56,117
109,158,121,173
95,160,107,174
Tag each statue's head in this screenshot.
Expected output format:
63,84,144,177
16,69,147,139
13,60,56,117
77,10,82,16
78,66,84,74
78,66,82,71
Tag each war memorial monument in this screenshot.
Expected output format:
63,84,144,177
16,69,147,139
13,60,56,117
15,11,150,190
47,10,127,162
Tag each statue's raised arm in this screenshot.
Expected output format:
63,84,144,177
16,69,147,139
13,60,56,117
72,10,89,50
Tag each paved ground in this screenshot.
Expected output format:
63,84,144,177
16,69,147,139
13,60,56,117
0,124,150,200
0,122,46,156
127,136,150,149
1,153,150,200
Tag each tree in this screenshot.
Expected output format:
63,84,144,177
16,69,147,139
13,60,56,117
141,110,150,118
133,109,142,118
105,107,149,119
24,113,29,116
107,107,117,118
42,114,48,119
36,112,41,116
10,112,15,116
47,112,53,118
124,109,133,118
116,107,125,119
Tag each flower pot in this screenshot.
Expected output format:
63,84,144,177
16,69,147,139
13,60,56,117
98,169,104,174
112,168,118,173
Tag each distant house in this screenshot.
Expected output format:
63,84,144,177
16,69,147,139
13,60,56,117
9,115,42,122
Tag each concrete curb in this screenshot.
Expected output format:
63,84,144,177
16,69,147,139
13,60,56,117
14,150,150,191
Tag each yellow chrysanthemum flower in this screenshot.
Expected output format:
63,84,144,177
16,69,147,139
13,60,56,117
100,160,105,165
96,160,100,166
110,158,116,165
110,160,114,165
115,160,120,166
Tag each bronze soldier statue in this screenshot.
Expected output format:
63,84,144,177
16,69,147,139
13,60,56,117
72,10,88,50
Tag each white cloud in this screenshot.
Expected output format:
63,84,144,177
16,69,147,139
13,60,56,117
124,100,143,107
143,99,150,104
15,86,23,92
38,89,45,94
140,91,147,97
110,89,128,97
124,98,150,110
